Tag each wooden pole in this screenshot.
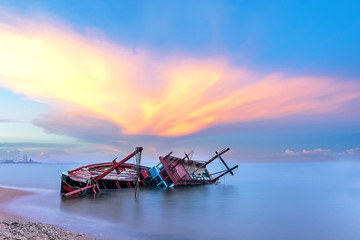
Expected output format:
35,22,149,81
95,147,143,181
63,184,98,197
134,149,141,199
216,151,233,175
190,148,230,175
212,165,238,182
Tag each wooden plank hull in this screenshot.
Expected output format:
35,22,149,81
158,155,214,186
61,147,238,197
61,162,150,195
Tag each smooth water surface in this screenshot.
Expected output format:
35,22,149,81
1,162,360,240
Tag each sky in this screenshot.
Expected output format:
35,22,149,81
0,0,359,163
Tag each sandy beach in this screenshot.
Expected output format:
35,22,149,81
0,187,31,221
0,187,92,239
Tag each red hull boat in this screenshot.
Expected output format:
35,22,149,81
61,147,238,197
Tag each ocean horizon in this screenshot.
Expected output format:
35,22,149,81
1,161,360,240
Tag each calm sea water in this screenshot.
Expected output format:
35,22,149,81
1,161,360,240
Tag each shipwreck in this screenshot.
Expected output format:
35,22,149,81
61,147,238,197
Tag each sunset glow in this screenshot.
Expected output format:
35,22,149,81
0,13,359,137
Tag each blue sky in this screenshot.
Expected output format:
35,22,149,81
3,0,360,74
0,0,359,163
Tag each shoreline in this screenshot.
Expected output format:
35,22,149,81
0,187,31,221
0,187,92,239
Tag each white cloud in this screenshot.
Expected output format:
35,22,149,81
283,148,332,156
340,147,360,155
283,147,360,160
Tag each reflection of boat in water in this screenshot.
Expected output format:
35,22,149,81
61,147,238,197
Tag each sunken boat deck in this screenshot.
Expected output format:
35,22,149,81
159,155,214,186
61,162,149,194
66,162,149,183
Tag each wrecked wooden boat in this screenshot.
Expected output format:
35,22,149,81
61,147,145,197
152,148,238,187
61,147,238,197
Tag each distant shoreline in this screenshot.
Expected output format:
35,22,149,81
0,160,40,164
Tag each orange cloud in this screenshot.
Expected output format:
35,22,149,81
0,12,359,136
96,144,130,155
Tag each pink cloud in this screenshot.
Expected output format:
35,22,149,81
340,147,360,155
0,11,359,137
283,148,333,156
283,147,360,158
284,149,296,156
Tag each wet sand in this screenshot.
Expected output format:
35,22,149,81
0,187,31,221
0,187,92,239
